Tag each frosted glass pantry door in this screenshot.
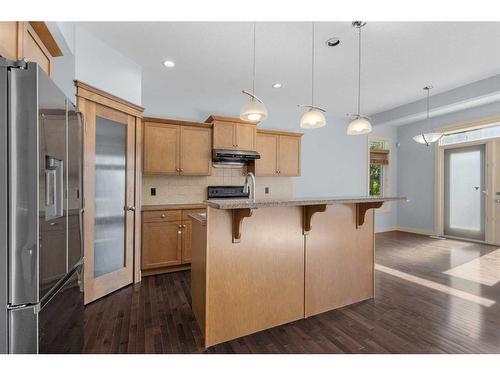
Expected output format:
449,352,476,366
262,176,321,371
82,102,135,304
444,144,485,241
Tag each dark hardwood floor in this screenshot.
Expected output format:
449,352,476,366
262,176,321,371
82,231,500,353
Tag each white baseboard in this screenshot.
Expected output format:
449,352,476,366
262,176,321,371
375,226,436,236
375,226,398,233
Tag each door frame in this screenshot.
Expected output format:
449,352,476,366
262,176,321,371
75,81,144,304
435,138,494,244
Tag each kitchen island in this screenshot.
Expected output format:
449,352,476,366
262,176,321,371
190,196,406,347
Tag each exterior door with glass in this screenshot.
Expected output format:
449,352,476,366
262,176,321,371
444,144,486,241
82,102,135,304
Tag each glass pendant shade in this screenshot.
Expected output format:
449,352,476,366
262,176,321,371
240,98,268,122
412,132,443,146
300,108,326,129
347,116,372,135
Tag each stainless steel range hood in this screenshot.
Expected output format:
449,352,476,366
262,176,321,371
212,149,260,167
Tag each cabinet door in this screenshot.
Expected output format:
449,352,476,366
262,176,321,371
255,133,278,176
179,126,212,175
278,135,301,176
236,123,256,151
182,220,192,264
0,22,19,60
21,22,52,76
213,121,236,149
142,221,182,269
143,122,179,175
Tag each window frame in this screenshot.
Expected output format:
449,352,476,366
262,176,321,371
367,136,391,213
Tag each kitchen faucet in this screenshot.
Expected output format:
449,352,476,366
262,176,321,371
243,172,256,201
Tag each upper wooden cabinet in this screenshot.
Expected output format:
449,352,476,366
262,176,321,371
253,129,303,177
143,118,212,176
206,115,257,151
0,22,63,77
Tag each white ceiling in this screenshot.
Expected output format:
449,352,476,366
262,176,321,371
79,22,500,125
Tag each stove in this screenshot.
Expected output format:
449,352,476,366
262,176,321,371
207,186,250,199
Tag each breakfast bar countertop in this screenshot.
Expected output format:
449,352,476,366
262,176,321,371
204,196,408,210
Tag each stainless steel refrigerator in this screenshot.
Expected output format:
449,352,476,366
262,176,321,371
0,58,84,354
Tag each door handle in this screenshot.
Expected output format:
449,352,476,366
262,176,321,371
125,206,136,211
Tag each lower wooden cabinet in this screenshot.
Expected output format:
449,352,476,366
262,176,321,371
141,207,205,274
142,220,183,269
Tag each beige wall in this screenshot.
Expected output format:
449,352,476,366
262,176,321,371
142,166,294,205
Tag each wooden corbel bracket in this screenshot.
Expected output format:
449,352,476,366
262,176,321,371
356,201,383,228
303,204,327,235
232,208,253,243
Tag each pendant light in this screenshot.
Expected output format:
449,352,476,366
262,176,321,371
240,22,268,122
347,21,372,135
412,86,443,146
299,22,326,129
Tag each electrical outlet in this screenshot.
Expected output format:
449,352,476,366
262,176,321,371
265,187,270,194
151,187,156,196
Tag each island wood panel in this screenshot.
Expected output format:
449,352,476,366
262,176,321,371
179,125,212,175
255,132,278,176
304,203,375,317
190,216,207,335
204,206,304,347
143,122,179,175
278,135,301,176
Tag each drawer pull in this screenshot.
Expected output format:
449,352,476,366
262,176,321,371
161,214,166,218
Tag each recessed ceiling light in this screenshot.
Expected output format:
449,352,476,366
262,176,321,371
272,83,282,89
325,37,341,47
163,60,175,68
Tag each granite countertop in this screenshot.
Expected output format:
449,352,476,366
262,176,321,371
142,203,207,211
188,212,207,224
204,196,408,210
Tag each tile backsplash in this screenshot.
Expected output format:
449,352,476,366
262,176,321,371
142,166,294,205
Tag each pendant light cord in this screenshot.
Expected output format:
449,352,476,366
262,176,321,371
252,22,256,96
311,22,315,106
357,25,362,115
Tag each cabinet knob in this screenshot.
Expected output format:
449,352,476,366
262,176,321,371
178,224,182,228
126,206,135,211
182,224,186,228
178,231,182,234
161,214,166,218
180,168,184,172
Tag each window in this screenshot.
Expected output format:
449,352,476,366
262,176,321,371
440,123,500,146
368,138,390,197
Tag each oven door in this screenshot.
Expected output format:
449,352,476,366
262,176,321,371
38,263,84,354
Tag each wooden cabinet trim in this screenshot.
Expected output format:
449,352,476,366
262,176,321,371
144,116,212,129
75,80,144,117
205,115,258,126
257,128,304,137
28,22,63,57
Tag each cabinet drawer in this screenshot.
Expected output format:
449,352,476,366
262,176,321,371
143,210,182,223
182,208,206,221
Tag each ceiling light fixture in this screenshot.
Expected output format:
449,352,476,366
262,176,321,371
163,60,175,68
413,86,443,146
240,22,268,122
347,21,372,136
299,22,326,129
272,83,282,89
